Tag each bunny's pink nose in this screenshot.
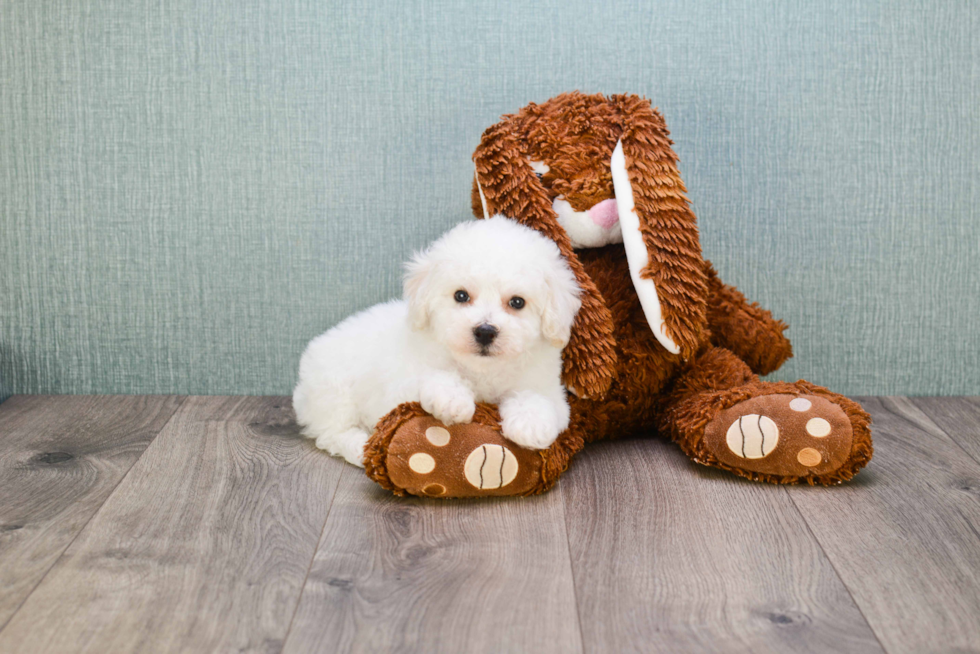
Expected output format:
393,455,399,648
588,198,619,229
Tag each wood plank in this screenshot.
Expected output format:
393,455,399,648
562,438,882,653
788,397,980,654
282,465,582,654
909,396,980,466
0,396,344,653
0,395,184,629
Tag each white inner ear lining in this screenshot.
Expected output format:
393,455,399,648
474,168,490,220
610,140,681,355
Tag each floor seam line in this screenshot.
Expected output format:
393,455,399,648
559,477,589,654
905,396,980,470
783,485,890,654
279,461,347,652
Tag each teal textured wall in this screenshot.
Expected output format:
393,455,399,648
2,0,978,398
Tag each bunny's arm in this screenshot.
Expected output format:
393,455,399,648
704,262,793,376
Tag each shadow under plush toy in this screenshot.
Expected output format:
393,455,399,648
364,91,872,497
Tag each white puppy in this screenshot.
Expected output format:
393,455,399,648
293,216,581,466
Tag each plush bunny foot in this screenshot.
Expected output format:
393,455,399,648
704,393,853,477
688,383,873,484
364,402,550,498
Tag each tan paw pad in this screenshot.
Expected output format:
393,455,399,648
464,444,518,490
725,414,779,459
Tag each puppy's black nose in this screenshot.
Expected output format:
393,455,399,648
473,323,498,346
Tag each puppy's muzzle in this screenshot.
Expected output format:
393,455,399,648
473,323,498,348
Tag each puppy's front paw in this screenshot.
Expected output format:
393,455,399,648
420,379,476,425
500,393,564,450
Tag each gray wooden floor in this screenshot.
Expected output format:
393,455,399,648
1,396,979,653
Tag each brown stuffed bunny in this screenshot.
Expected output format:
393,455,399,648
364,92,872,498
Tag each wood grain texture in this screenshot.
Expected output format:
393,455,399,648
282,465,582,654
2,395,979,653
910,396,980,466
561,438,882,653
0,396,343,654
0,395,184,629
788,397,980,654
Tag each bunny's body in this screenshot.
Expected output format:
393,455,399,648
363,93,872,497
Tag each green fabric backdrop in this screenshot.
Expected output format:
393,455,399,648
2,0,978,398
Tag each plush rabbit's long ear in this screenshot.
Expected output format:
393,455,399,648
473,119,617,399
610,95,708,360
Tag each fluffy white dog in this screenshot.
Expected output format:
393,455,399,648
293,216,581,467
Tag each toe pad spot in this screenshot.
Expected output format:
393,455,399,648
797,448,822,466
408,452,436,473
422,483,446,496
425,426,451,446
806,417,832,437
789,398,812,412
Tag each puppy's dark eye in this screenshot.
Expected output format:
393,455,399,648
508,296,525,310
534,172,543,179
454,290,470,303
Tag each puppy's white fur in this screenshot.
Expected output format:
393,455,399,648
293,216,581,466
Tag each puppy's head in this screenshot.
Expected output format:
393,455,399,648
404,217,581,365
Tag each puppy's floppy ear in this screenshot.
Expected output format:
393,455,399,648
403,252,434,331
540,257,583,348
473,116,617,399
610,94,708,359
